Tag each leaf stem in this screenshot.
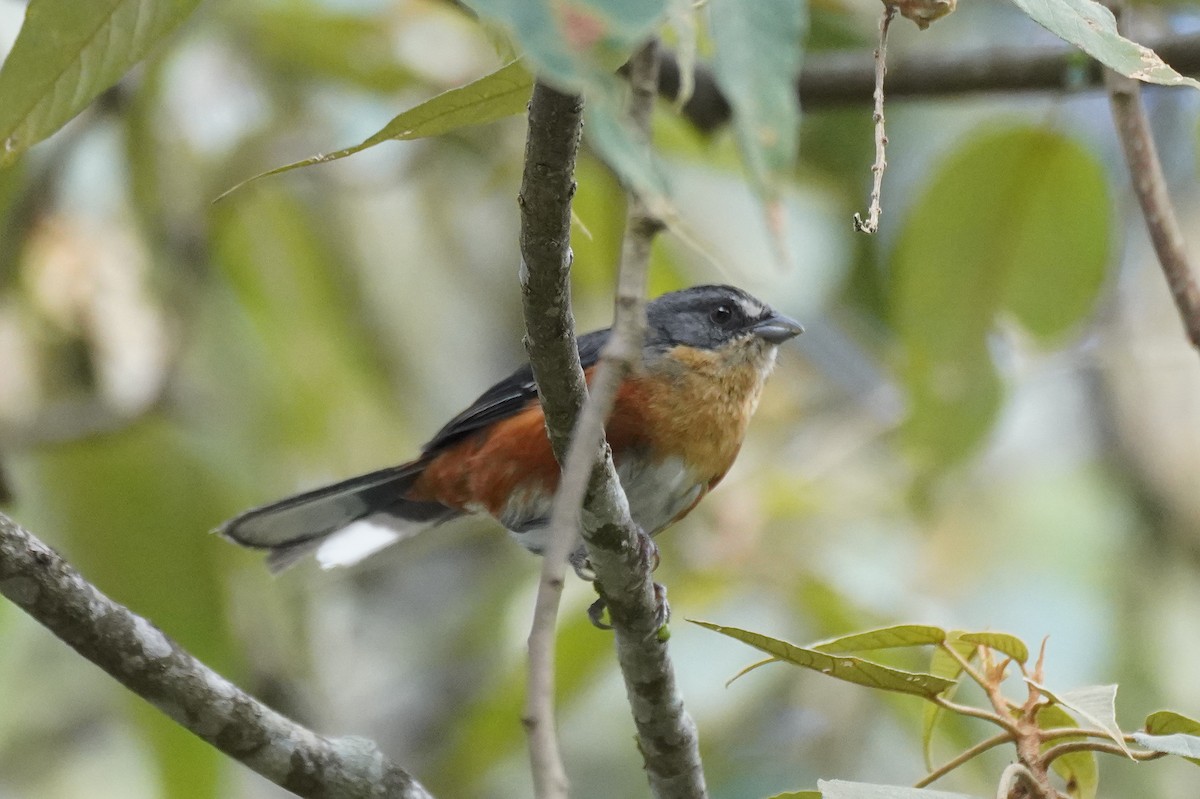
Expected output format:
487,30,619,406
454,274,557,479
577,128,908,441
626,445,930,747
915,731,1014,788
932,695,1021,736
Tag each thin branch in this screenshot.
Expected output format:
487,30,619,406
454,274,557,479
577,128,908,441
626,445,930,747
853,4,896,234
518,80,586,799
914,731,1014,789
1041,739,1164,766
582,41,705,798
1037,726,1133,743
652,31,1200,131
932,695,1021,737
0,511,433,799
1105,16,1200,354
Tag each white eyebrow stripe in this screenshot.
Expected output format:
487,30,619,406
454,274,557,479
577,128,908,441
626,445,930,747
736,295,765,318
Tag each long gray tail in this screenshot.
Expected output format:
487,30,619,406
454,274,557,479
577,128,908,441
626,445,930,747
217,462,458,572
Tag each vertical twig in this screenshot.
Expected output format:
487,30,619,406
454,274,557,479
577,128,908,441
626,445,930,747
519,38,708,799
853,3,896,234
518,80,586,799
1104,10,1200,354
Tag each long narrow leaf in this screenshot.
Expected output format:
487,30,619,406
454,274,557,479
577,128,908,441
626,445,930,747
811,624,946,654
692,621,955,698
217,60,533,199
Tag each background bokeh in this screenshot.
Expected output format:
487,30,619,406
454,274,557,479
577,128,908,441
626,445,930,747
1,0,1200,797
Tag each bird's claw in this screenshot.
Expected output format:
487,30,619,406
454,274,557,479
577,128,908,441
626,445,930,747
569,547,596,582
587,596,612,629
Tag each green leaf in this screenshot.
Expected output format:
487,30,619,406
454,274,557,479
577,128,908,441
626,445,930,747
767,792,822,799
893,126,1110,467
811,625,946,653
1036,682,1132,758
818,779,980,798
583,89,669,208
218,60,533,199
921,636,975,770
1006,0,1200,90
1144,710,1200,767
0,0,201,167
958,632,1029,664
459,0,675,218
1037,703,1098,799
462,0,665,92
708,0,805,197
692,620,956,698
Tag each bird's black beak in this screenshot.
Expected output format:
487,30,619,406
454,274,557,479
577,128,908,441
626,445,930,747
751,312,805,344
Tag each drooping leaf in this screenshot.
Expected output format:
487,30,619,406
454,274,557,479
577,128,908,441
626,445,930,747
921,636,976,770
708,0,805,198
0,0,202,167
1143,710,1200,766
893,126,1110,468
811,625,946,653
692,621,956,698
958,632,1029,664
1006,0,1200,90
818,779,980,799
1036,682,1132,757
1037,703,1098,799
583,88,670,211
460,0,675,219
218,60,533,199
462,0,665,92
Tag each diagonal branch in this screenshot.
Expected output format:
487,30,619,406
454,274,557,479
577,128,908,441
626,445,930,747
0,511,434,799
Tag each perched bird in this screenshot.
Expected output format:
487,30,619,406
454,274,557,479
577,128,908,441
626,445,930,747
219,285,802,573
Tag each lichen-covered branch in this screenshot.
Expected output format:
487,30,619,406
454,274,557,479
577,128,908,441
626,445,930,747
518,79,586,799
0,511,433,799
518,39,707,799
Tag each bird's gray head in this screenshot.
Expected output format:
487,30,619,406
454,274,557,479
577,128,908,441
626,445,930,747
643,285,803,353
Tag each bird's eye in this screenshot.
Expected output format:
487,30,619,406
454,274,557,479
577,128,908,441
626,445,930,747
709,304,735,326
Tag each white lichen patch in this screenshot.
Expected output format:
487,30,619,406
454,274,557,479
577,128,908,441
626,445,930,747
133,615,173,659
